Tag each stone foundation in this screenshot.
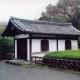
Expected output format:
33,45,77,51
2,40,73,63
43,58,80,71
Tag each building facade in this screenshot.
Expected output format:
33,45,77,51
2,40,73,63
2,17,80,61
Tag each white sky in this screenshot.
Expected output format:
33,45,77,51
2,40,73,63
0,0,59,21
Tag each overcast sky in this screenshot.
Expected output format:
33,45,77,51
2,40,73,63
0,0,59,21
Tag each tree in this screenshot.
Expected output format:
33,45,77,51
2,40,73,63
39,0,80,29
57,0,80,29
39,4,68,23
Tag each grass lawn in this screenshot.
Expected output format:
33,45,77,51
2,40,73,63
44,50,80,60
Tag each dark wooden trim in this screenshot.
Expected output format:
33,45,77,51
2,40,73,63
14,33,79,40
29,36,32,61
31,37,78,40
15,37,78,40
30,36,78,40
14,37,15,59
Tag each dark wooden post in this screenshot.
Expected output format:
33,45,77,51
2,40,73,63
29,34,32,61
57,37,58,51
2,36,4,59
14,37,15,58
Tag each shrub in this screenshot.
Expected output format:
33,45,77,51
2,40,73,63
44,50,80,60
0,37,14,59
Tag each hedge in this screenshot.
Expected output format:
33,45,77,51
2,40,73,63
0,37,14,59
44,50,80,60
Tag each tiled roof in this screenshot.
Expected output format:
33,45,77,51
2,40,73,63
9,17,80,35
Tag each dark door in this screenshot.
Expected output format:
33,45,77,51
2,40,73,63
17,38,27,60
41,39,49,52
65,40,71,50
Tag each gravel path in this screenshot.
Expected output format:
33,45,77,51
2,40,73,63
0,62,80,80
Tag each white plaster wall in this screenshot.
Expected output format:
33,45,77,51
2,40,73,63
71,40,78,50
32,39,41,53
58,40,65,51
49,40,57,51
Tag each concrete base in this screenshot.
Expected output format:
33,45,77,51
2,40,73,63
5,59,31,66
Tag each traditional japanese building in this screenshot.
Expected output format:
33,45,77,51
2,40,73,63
2,17,80,61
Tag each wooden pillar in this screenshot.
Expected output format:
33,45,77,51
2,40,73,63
27,39,30,60
29,38,32,61
15,39,17,59
57,38,58,51
27,39,31,61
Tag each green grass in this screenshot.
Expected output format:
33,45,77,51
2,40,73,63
44,50,80,60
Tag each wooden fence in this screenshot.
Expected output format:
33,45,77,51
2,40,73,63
43,58,80,71
31,56,43,64
31,56,80,71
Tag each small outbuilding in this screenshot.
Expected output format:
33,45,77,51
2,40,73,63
2,17,80,61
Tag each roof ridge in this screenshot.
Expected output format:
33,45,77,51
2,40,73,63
10,16,72,26
70,26,80,32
